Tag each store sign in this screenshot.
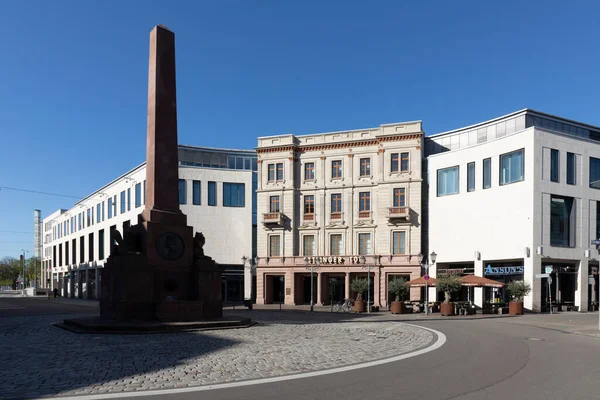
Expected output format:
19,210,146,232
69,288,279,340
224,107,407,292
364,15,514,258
485,265,524,275
305,256,347,265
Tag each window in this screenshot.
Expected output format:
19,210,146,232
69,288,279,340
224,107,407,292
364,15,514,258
113,195,117,216
96,204,101,223
303,235,314,256
135,183,142,207
437,166,459,196
87,208,91,226
391,153,399,172
178,179,186,204
304,195,315,215
550,149,559,182
332,160,342,179
360,158,371,177
120,191,126,214
65,242,69,265
143,180,146,205
223,183,245,207
89,233,94,262
127,188,131,211
193,180,201,205
108,198,113,219
72,239,76,265
393,188,406,207
500,149,524,185
269,235,281,257
401,152,409,172
101,201,105,221
269,196,280,212
304,163,315,180
483,158,491,189
79,236,85,263
359,192,370,211
567,152,575,185
358,233,371,255
467,162,475,192
550,195,575,247
276,163,284,180
392,231,406,255
589,157,600,189
268,164,275,181
330,234,342,255
59,244,62,266
99,229,105,260
208,181,216,206
596,202,600,241
331,193,342,212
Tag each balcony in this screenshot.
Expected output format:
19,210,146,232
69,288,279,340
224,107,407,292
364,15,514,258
388,206,409,220
262,212,284,226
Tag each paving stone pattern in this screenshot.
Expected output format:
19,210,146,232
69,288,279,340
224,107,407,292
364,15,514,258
1,313,434,399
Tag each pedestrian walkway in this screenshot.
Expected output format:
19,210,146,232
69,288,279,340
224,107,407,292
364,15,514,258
29,295,99,308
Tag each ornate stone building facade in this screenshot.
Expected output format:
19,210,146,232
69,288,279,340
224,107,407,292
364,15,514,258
256,121,424,307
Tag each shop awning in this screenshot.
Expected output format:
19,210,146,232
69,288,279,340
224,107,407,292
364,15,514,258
460,274,504,288
406,276,437,287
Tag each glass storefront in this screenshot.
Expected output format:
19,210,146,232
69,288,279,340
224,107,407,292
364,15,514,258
540,263,578,312
483,261,525,304
437,264,474,302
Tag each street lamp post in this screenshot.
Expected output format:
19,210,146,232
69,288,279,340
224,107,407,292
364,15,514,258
304,256,321,312
359,255,371,313
418,251,437,315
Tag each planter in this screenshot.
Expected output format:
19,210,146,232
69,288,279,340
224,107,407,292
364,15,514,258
509,301,523,315
390,301,405,314
354,300,366,313
440,302,455,316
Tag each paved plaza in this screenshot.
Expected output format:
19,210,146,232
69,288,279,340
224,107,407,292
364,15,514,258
0,302,435,399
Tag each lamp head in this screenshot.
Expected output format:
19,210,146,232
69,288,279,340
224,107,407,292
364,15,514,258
430,251,437,264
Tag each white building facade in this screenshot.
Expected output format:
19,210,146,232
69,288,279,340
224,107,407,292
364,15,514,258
426,109,600,312
256,121,425,307
42,146,257,302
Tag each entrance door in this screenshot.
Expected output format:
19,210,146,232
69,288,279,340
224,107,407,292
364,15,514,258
272,276,284,303
329,277,344,303
303,276,317,304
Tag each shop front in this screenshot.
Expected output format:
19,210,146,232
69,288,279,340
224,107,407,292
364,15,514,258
436,264,474,302
483,261,525,304
588,264,598,311
540,262,578,312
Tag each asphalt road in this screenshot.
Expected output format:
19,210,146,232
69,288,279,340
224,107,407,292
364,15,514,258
2,295,599,400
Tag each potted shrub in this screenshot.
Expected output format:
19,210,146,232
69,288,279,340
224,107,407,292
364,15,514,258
351,277,369,313
436,274,463,316
388,277,409,314
506,280,531,315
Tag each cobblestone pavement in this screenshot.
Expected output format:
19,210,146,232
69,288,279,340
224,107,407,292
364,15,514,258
0,312,435,399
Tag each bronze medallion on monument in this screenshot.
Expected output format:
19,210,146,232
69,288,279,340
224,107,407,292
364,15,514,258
156,232,185,260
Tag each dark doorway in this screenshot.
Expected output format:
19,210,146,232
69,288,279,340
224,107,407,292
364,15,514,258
329,277,344,303
272,276,284,303
302,276,317,304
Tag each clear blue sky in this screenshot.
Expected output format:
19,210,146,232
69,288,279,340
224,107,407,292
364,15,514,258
1,1,599,259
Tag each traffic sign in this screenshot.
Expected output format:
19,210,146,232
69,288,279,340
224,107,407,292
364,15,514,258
424,274,430,281
545,266,553,274
591,240,600,246
535,273,549,279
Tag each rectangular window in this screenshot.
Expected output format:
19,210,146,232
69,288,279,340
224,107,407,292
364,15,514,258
332,160,342,179
72,239,76,265
87,208,91,226
269,235,281,257
59,244,62,267
101,201,105,221
276,163,284,180
401,152,409,172
178,179,187,204
96,204,101,223
330,234,342,255
467,162,475,192
566,152,575,185
358,233,371,255
500,149,524,185
113,195,117,216
483,158,491,189
99,229,105,260
304,195,315,215
550,195,575,247
223,183,245,207
268,164,275,181
304,162,315,180
108,198,113,219
597,202,600,241
391,153,399,172
135,183,141,207
89,232,94,262
127,188,131,211
392,231,406,255
65,242,69,265
359,192,370,211
331,193,342,212
393,188,406,207
208,181,217,206
437,166,459,196
193,180,201,205
589,157,600,189
143,180,146,205
120,191,126,214
269,196,280,212
303,235,314,256
80,236,85,263
550,149,559,182
360,158,371,176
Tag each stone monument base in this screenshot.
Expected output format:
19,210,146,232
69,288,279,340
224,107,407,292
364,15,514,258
156,299,223,322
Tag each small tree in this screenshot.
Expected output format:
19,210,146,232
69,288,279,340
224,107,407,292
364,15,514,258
351,278,369,301
388,277,409,302
436,274,462,304
506,280,531,302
